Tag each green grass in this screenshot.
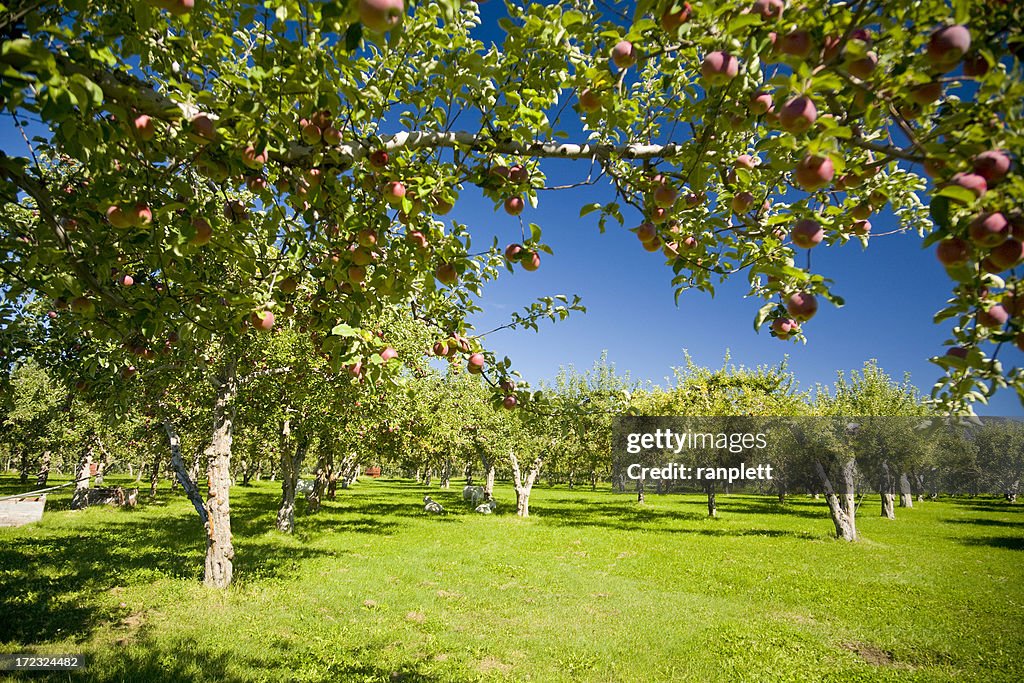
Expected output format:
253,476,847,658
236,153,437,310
1,475,1023,682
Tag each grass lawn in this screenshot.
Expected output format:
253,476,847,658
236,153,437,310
1,475,1023,682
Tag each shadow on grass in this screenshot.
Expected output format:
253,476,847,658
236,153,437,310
958,535,1024,551
943,517,1024,529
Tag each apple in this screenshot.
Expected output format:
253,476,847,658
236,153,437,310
246,176,268,193
990,239,1024,270
166,0,193,15
978,304,1009,329
467,353,485,374
660,2,692,31
121,275,134,287
846,52,878,79
502,395,518,410
578,88,602,113
133,114,155,141
406,230,428,249
433,197,454,215
909,81,943,105
304,168,322,188
791,218,823,248
384,181,406,206
786,292,818,321
653,183,678,208
735,154,757,170
47,310,57,319
436,263,458,285
701,51,739,86
504,243,524,261
133,203,153,226
432,341,448,356
779,96,817,133
732,191,755,214
106,204,133,229
793,154,835,191
242,145,267,170
224,200,247,223
381,347,398,361
749,92,774,115
968,212,1009,248
250,310,275,332
946,346,969,359
972,151,1012,184
347,266,366,283
611,40,637,69
509,165,529,184
642,237,662,252
351,246,374,266
358,229,379,247
189,114,216,142
301,123,321,145
121,366,137,380
635,222,658,243
926,25,971,72
650,207,669,224
322,127,342,145
520,250,541,271
771,317,799,339
190,217,212,246
504,196,525,216
347,362,364,378
358,0,404,33
849,219,871,236
779,30,813,58
751,0,784,20
963,53,989,78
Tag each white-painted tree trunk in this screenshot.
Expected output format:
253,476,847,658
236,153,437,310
70,445,92,510
898,472,914,508
204,362,237,589
814,460,857,541
880,461,896,519
510,451,543,518
164,420,209,525
36,451,51,487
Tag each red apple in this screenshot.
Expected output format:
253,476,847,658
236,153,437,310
251,310,275,332
791,218,823,248
751,0,784,20
990,239,1024,270
732,192,755,214
578,88,602,113
520,250,541,271
502,395,518,410
133,114,155,141
635,222,658,243
504,243,524,261
968,212,1009,248
851,203,872,220
786,291,818,321
436,263,458,285
467,353,485,374
121,275,134,287
242,145,267,170
972,151,1012,184
106,204,133,229
846,52,878,79
946,346,968,359
381,347,398,361
779,29,813,58
190,217,212,246
849,219,871,236
611,40,637,69
384,181,406,206
749,91,774,114
963,53,989,78
909,81,943,105
779,96,817,133
702,51,739,86
771,317,799,339
653,183,678,209
133,203,153,226
301,123,321,145
358,0,404,33
926,25,971,72
368,150,389,169
735,154,757,170
793,154,835,191
978,304,1009,329
504,196,525,216
950,172,987,199
660,2,693,31
406,230,428,249
189,114,216,142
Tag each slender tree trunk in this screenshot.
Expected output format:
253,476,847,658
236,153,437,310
326,451,337,500
880,461,896,519
424,468,433,486
276,417,303,533
510,451,543,518
464,461,474,486
898,472,914,508
204,362,238,589
815,460,857,541
36,451,51,487
149,450,162,498
19,450,29,485
590,469,598,490
439,459,452,489
636,477,645,504
164,420,209,525
706,483,718,518
308,453,327,513
70,445,93,510
476,444,495,501
339,454,358,489
94,445,107,487
241,459,253,486
1006,479,1020,503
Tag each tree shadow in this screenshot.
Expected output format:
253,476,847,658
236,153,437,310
943,517,1024,529
958,535,1024,551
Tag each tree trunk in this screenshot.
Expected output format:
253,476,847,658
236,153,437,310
276,417,307,533
814,460,857,541
476,444,495,501
36,451,51,487
636,477,645,504
326,451,337,500
19,450,29,485
308,454,328,513
1006,479,1020,503
424,468,432,486
164,420,209,525
204,362,238,589
439,459,452,489
880,461,896,519
241,460,253,486
706,484,718,518
149,450,161,498
898,472,913,508
70,444,93,510
94,444,108,487
464,461,474,486
590,469,598,490
510,451,543,518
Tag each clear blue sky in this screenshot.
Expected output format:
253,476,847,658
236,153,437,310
3,4,1020,415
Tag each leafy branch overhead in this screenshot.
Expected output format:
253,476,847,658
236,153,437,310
0,0,1022,414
